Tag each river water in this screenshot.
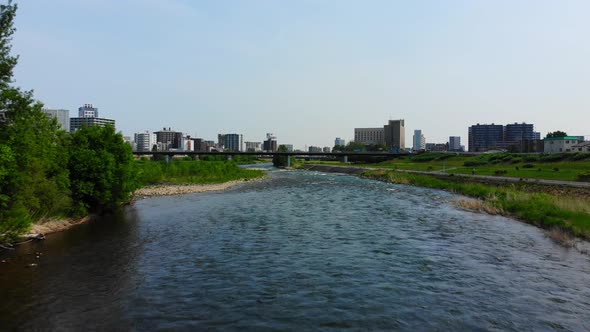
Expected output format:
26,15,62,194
1,169,589,331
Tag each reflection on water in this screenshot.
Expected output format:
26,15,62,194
1,170,589,330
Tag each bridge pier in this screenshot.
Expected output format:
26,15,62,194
227,155,233,161
165,154,171,164
287,155,291,167
343,155,348,163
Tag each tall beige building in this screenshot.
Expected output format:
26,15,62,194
384,119,405,150
354,128,385,145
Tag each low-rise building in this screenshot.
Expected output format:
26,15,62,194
570,141,590,153
308,146,323,153
323,147,331,153
544,136,584,153
426,143,448,152
245,141,262,152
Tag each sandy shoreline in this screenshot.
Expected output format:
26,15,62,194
22,179,259,240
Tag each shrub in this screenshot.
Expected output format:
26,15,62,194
464,161,487,167
578,172,590,182
494,170,508,176
522,163,535,168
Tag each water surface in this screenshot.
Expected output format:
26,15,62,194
1,170,589,330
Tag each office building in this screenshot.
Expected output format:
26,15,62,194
218,133,243,152
154,127,183,150
413,130,425,151
283,144,294,152
134,131,157,152
384,119,405,150
449,136,461,152
335,137,346,147
323,147,331,153
354,128,384,145
468,124,504,152
42,108,70,132
308,146,323,153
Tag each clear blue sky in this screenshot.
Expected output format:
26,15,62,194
11,0,590,149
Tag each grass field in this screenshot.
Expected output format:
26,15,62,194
304,152,590,182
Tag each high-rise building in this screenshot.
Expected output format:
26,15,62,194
218,133,243,152
154,127,183,150
354,128,384,145
449,136,461,151
70,103,115,132
412,130,425,151
263,133,278,152
134,131,157,152
70,117,115,132
78,104,99,118
334,137,346,147
42,108,70,132
504,123,535,143
468,124,504,152
384,119,405,150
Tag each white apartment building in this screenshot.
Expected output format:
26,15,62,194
413,130,425,151
134,131,157,152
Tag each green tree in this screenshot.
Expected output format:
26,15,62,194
273,145,291,167
68,125,138,214
546,131,568,138
0,2,71,240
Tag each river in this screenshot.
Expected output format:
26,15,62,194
1,169,589,331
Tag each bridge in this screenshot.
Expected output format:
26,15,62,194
133,151,413,166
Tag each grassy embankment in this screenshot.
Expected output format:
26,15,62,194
307,152,590,182
363,169,590,241
136,160,265,185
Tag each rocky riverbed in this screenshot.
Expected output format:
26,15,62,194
133,179,254,198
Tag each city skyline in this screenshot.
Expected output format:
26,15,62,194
11,0,590,147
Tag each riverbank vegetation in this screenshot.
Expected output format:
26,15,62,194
0,4,263,243
307,152,590,182
136,160,264,185
363,170,590,240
